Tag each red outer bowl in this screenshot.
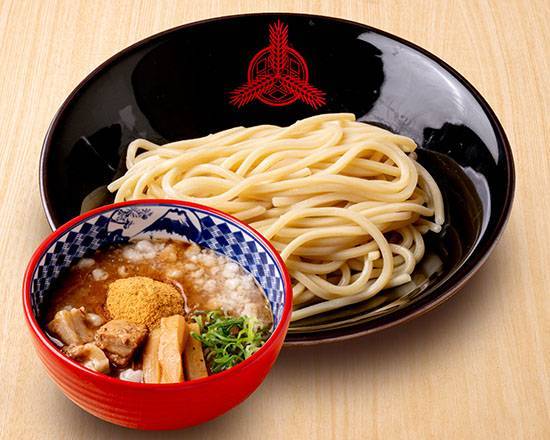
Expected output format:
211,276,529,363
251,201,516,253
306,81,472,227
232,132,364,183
23,200,292,430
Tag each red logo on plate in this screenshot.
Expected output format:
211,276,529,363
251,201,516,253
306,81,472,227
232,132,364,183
230,20,326,109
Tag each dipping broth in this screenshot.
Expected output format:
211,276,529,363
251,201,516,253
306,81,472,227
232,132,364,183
43,239,273,383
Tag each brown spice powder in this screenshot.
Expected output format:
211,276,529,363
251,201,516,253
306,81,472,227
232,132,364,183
106,276,184,329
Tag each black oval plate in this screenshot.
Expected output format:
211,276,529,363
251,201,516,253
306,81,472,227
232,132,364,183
40,13,515,345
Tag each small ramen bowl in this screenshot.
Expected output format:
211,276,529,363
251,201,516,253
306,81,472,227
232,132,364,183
23,200,292,430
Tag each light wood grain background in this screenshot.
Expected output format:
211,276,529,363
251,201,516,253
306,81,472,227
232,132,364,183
0,0,548,438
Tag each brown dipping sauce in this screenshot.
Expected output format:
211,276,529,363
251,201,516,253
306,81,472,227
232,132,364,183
44,239,272,327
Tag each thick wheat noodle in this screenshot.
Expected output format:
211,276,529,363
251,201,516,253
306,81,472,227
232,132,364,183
108,113,445,321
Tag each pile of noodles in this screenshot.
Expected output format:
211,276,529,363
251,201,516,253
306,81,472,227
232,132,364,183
108,114,444,321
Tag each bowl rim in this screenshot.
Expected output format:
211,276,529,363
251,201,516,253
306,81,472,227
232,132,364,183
38,12,516,345
23,199,293,388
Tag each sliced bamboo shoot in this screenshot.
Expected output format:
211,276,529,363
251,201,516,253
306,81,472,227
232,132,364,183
159,315,188,383
142,328,161,383
183,323,208,380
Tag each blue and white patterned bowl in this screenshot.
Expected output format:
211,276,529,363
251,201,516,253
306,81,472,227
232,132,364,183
23,200,292,429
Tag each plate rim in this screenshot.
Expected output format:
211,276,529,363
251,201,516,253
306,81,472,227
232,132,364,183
38,12,516,346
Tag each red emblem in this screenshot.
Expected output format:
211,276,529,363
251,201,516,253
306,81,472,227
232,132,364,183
230,20,326,109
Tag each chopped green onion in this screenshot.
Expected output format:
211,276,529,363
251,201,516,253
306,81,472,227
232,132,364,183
191,310,268,373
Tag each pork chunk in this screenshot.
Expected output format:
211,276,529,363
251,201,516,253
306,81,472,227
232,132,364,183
62,343,110,373
94,320,148,367
47,307,104,345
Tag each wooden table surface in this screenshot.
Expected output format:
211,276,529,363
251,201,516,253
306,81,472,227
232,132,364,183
0,1,548,438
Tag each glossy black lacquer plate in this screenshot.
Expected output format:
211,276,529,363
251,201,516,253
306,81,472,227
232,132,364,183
40,13,515,345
